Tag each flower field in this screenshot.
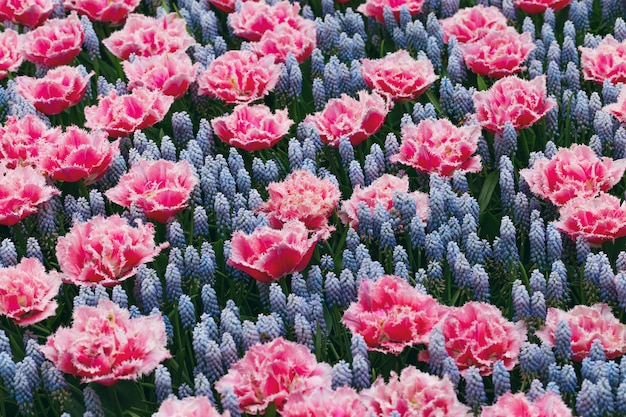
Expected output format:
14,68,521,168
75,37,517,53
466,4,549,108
1,0,626,415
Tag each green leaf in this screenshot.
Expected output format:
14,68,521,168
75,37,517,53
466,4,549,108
477,75,488,91
478,171,499,214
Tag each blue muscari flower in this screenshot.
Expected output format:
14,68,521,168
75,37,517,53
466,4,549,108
522,17,536,40
337,137,355,168
178,383,193,399
159,135,177,162
428,327,447,376
529,269,547,296
392,246,409,268
80,15,100,59
82,386,105,417
186,140,204,172
172,112,194,146
546,41,560,68
306,266,324,297
219,168,237,202
324,56,341,99
526,379,546,402
164,264,182,303
213,193,232,236
220,333,239,370
220,385,242,417
338,32,355,63
332,360,352,389
287,293,310,326
529,211,546,268
257,312,285,342
492,360,511,399
541,23,556,48
426,12,444,48
155,365,173,404
498,216,519,265
96,76,114,99
166,220,186,249
426,36,441,71
200,284,220,318
499,159,516,214
531,291,547,320
561,36,578,67
528,59,543,80
409,215,427,249
594,110,614,144
241,320,260,352
74,286,96,308
425,231,444,262
465,367,487,409
512,280,531,321
291,273,309,300
570,0,589,31
544,61,561,100
302,138,318,162
205,340,224,382
342,249,358,274
141,276,162,314
384,132,400,166
339,269,357,306
560,366,577,395
357,202,373,239
288,138,303,171
0,239,16,267
379,221,396,249
471,264,490,301
577,380,601,417
405,20,427,52
275,63,290,95
615,17,626,42
597,377,615,415
295,313,314,351
347,228,361,253
617,272,626,310
220,308,243,349
590,338,607,362
178,294,196,330
200,10,219,43
213,35,227,56
192,206,210,238
195,119,214,157
311,48,325,79
0,330,10,358
372,204,389,238
543,7,556,27
352,353,370,389
617,381,626,413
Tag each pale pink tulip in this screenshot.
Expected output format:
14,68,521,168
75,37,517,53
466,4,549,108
304,91,389,147
229,1,301,41
84,88,174,138
154,396,228,417
211,103,293,151
339,174,429,228
461,28,536,78
520,144,626,206
391,118,482,177
0,29,23,79
215,337,332,414
15,65,93,115
0,164,60,226
257,169,341,231
55,214,168,286
0,0,54,26
105,159,198,223
343,275,450,354
361,366,472,417
360,50,438,102
39,126,120,185
0,258,62,326
122,52,199,99
282,387,372,417
440,5,508,44
554,193,626,245
0,114,61,168
227,220,328,283
196,50,281,104
102,13,196,60
473,75,557,132
481,392,573,417
537,304,626,361
357,0,425,23
252,19,317,63
20,12,84,67
41,299,170,385
63,0,140,24
580,35,626,84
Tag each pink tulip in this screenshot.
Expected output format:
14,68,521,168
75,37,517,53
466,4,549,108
439,5,508,44
473,75,557,132
0,114,61,169
0,164,60,226
20,12,84,67
39,126,120,185
55,214,168,286
357,0,425,23
460,28,536,78
63,0,140,24
105,159,198,223
15,65,93,115
122,52,199,99
304,91,389,147
196,50,281,104
439,301,527,376
554,193,626,245
520,144,626,206
208,0,261,13
102,12,196,60
360,50,438,102
0,0,54,27
0,29,23,79
602,87,626,123
481,392,573,417
339,174,429,229
391,118,482,177
154,396,228,417
282,387,372,417
227,220,327,283
361,366,472,417
229,1,302,41
257,169,341,231
514,0,573,13
40,299,171,385
580,35,626,84
84,88,174,138
343,275,449,354
211,103,293,151
251,19,317,63
0,258,62,326
215,337,332,414
536,304,626,361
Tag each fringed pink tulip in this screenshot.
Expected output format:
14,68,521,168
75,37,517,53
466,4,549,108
252,19,317,63
196,50,281,104
482,392,573,417
102,12,196,60
211,104,293,151
580,35,626,84
229,1,302,41
227,220,327,283
0,258,62,326
0,164,60,226
215,337,332,414
537,304,626,361
440,5,508,44
0,0,54,27
602,87,626,123
105,159,198,223
520,144,626,206
154,396,228,417
514,0,573,12
392,118,482,177
357,0,425,23
360,50,438,102
15,65,93,115
304,91,389,147
343,275,449,354
0,114,61,168
122,52,199,99
40,299,171,385
84,88,174,138
0,29,23,80
20,12,84,67
282,387,372,417
63,0,141,24
473,75,557,132
55,214,168,286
